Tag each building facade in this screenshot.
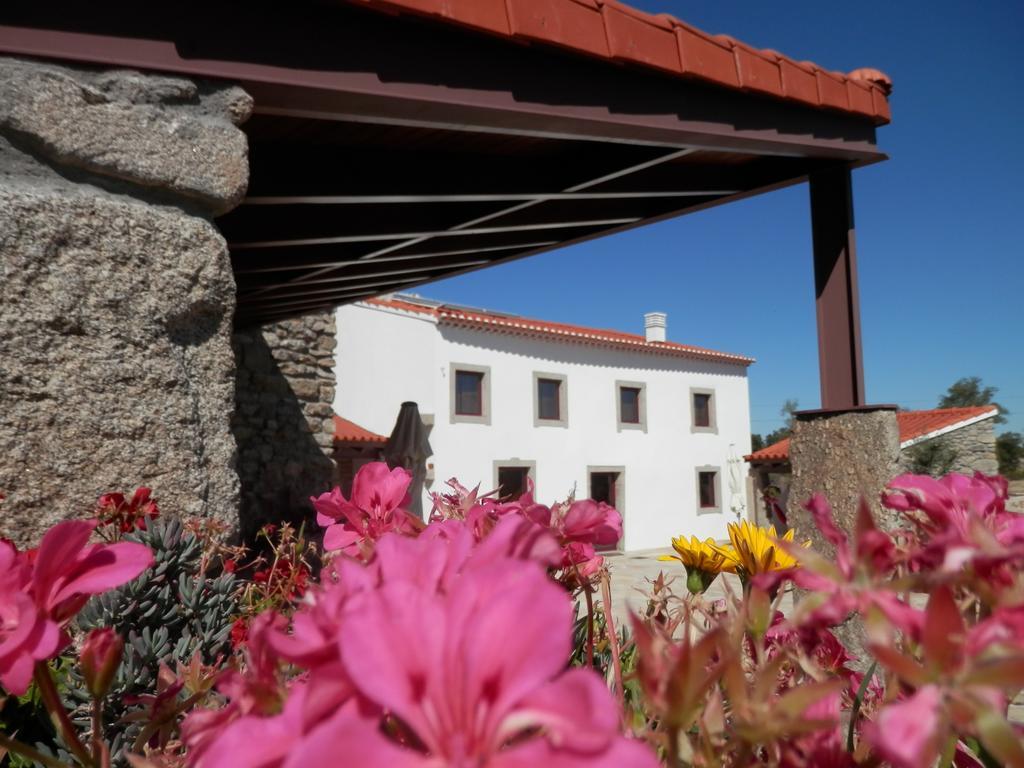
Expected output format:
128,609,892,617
334,295,754,551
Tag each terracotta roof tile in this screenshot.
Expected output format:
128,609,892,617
345,0,892,124
507,0,610,59
333,415,388,444
602,2,681,75
745,406,999,463
364,296,755,366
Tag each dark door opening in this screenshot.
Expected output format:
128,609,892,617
497,466,531,501
590,471,618,508
589,470,623,551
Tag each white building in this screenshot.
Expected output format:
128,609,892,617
333,295,754,551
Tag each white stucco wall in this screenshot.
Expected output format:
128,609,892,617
335,302,752,551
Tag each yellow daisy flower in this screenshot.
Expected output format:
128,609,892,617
659,535,735,594
712,520,807,582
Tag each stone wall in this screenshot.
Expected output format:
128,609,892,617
899,418,999,476
232,312,337,541
0,56,250,545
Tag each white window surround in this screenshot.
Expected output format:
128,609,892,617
695,465,722,515
690,387,718,434
533,371,568,428
450,362,491,425
615,380,647,433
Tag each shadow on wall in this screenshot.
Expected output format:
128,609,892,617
231,313,337,544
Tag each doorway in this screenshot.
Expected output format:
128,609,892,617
588,466,625,550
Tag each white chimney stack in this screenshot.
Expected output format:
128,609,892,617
644,312,667,343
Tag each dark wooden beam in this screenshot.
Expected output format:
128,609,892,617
809,166,866,410
0,1,884,161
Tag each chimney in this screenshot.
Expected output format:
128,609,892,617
644,312,666,343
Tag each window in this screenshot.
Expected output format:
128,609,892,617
690,388,717,433
494,461,536,501
620,388,640,423
455,371,483,415
696,467,721,514
533,372,568,427
537,379,560,420
450,363,490,424
616,381,646,431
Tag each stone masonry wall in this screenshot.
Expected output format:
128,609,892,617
232,311,337,541
898,418,999,476
0,56,250,545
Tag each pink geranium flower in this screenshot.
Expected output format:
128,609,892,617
31,519,154,623
286,552,656,767
866,685,944,768
0,520,151,695
0,541,60,694
883,472,1024,575
198,530,656,768
312,463,423,557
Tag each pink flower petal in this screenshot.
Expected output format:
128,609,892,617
867,685,943,768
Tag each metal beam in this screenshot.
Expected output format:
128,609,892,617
228,218,639,250
238,146,696,302
238,259,491,298
240,280,424,311
241,191,740,205
232,241,561,274
809,166,866,410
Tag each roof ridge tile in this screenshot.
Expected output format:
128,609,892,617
350,0,891,124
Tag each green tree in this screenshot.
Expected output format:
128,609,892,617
997,432,1024,478
938,377,1008,424
752,399,799,449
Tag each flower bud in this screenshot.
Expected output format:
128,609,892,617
81,628,123,698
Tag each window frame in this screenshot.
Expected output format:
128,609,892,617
615,380,647,432
533,371,568,428
690,387,718,434
450,363,491,425
695,466,722,515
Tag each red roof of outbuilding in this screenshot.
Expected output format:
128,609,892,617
745,406,999,463
365,296,755,366
333,415,388,444
342,0,892,124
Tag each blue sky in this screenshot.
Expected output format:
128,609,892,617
424,0,1024,437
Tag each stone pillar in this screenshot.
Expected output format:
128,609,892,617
232,311,337,541
0,56,251,545
788,407,900,540
787,407,899,667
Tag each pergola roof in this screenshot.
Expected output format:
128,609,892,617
0,1,891,328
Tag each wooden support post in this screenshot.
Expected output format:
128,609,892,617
809,166,866,410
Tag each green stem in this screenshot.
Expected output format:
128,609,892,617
0,731,78,768
599,570,626,723
91,698,107,768
846,660,877,753
34,662,94,767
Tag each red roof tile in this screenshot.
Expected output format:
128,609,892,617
745,406,999,463
333,415,388,444
344,0,892,124
364,296,755,366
